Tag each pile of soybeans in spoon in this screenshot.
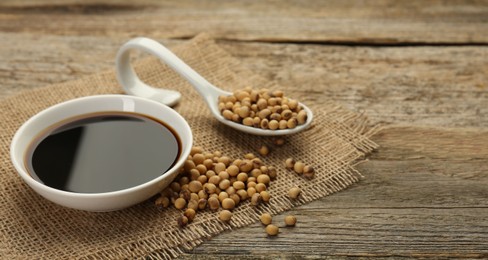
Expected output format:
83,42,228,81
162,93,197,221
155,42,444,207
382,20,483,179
218,87,308,130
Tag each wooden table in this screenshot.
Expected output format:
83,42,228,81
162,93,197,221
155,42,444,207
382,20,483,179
1,1,487,258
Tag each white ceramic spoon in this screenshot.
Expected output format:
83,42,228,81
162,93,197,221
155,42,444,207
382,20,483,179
116,37,313,136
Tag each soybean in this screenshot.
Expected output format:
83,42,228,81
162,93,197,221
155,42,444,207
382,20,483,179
184,208,196,222
260,191,271,202
188,180,203,193
251,193,262,206
288,187,302,199
303,165,315,179
285,158,295,169
219,210,233,222
284,215,297,226
174,198,186,209
221,198,236,210
177,215,189,228
265,224,279,236
293,161,305,174
208,197,220,211
260,213,272,225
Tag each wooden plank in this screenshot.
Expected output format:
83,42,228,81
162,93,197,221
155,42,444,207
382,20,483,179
180,126,488,258
0,0,487,44
1,33,486,257
1,33,486,128
0,6,486,256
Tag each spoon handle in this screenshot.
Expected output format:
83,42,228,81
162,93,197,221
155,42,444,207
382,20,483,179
116,37,229,107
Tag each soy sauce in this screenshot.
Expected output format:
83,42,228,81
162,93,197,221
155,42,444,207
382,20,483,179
25,112,181,193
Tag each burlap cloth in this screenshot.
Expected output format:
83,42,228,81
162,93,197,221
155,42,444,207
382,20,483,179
0,33,378,259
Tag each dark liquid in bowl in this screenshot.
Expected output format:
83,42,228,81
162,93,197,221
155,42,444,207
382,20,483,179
25,112,181,193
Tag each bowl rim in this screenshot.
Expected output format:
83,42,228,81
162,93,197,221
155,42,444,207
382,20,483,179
10,94,193,198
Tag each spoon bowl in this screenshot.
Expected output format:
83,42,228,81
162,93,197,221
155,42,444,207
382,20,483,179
116,37,313,136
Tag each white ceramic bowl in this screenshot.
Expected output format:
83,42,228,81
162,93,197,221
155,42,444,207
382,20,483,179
10,95,192,212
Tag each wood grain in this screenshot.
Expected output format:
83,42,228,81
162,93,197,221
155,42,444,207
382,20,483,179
0,0,487,258
1,33,486,127
0,0,487,44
